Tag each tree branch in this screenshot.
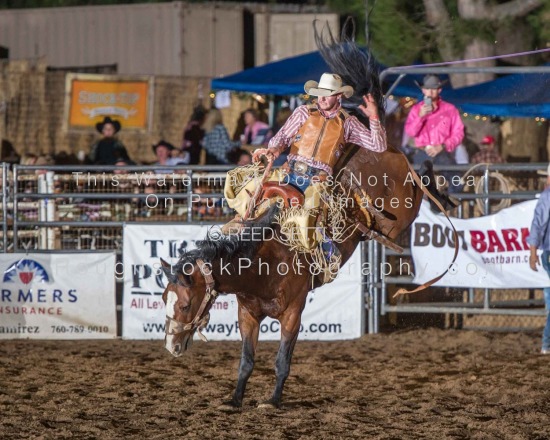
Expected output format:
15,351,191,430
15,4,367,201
458,0,543,20
492,0,543,19
423,0,459,61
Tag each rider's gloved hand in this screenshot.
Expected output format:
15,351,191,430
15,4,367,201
252,148,278,163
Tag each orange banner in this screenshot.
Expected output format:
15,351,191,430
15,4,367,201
68,78,150,130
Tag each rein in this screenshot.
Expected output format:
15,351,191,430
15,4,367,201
165,258,218,342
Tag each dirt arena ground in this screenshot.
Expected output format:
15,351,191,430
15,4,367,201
1,328,549,440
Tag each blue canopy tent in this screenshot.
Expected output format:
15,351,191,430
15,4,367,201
211,50,424,97
211,52,550,118
443,70,550,118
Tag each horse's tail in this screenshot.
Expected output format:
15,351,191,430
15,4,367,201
314,18,385,126
417,160,458,211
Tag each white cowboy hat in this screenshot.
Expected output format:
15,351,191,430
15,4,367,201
304,73,354,98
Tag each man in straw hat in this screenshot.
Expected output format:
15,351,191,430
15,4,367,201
222,73,386,278
527,163,550,355
405,74,464,192
253,72,386,186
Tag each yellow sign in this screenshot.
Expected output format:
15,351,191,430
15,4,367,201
67,74,151,130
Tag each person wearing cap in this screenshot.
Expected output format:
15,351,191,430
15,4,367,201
88,116,132,165
527,164,550,355
471,135,505,164
153,140,189,173
253,72,386,191
405,74,464,191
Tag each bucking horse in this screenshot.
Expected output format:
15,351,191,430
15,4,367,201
159,24,452,409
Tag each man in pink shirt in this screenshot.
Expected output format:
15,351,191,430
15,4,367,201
405,74,464,192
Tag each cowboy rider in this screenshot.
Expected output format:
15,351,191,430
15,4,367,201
252,73,387,189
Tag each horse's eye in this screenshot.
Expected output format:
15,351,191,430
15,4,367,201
180,304,191,312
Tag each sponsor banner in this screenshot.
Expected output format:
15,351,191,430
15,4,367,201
0,253,117,339
66,73,151,130
123,224,363,340
411,200,550,288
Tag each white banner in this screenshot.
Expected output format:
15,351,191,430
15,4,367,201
123,224,363,340
0,253,117,339
411,200,550,288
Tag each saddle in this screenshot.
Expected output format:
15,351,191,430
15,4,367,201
260,181,305,208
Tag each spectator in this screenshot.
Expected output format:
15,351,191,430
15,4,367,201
405,75,464,193
153,140,188,173
202,108,240,164
471,135,505,164
54,151,80,166
34,155,55,176
1,139,20,164
227,148,252,166
454,144,469,165
20,154,38,166
527,163,550,355
241,108,271,146
182,105,206,165
89,117,131,165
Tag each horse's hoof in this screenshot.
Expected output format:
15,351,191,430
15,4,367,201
257,400,280,410
218,400,241,412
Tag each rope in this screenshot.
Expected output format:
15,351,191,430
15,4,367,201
460,163,512,214
395,48,550,69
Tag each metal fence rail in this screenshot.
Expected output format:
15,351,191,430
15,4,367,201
1,162,548,333
11,164,235,252
374,162,549,333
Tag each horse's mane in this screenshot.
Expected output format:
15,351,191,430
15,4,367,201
175,205,279,271
314,19,385,125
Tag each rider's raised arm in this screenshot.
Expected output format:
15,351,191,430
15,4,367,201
267,105,309,156
344,116,387,153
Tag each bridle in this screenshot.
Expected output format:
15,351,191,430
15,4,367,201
165,258,218,342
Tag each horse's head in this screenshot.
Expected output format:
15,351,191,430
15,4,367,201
160,258,217,357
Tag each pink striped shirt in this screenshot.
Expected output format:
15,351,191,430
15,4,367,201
268,104,386,174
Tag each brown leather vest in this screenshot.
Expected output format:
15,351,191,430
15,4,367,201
289,106,347,168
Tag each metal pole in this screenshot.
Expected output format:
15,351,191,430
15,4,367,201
380,244,387,317
12,165,18,252
373,241,379,333
38,174,47,249
46,171,55,249
483,167,490,215
360,241,367,336
468,288,474,304
367,240,374,334
2,163,7,252
187,170,194,222
483,167,490,309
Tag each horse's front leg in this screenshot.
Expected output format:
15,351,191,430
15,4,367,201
261,306,303,409
223,303,262,409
